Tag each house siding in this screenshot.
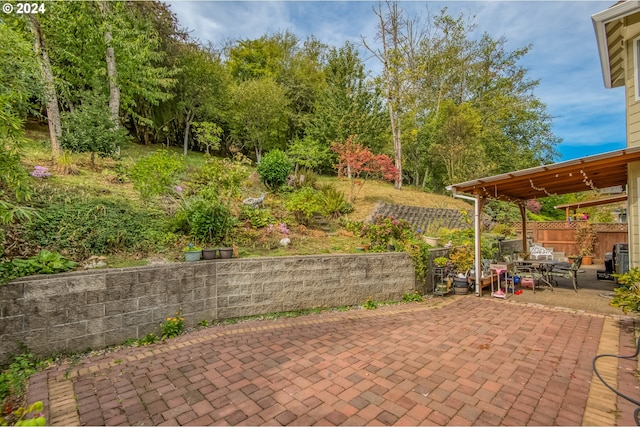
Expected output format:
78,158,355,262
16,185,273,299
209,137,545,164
625,20,640,267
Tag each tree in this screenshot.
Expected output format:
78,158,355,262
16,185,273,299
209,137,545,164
424,100,491,186
331,135,399,202
170,43,230,156
230,78,289,162
391,8,560,190
287,135,331,173
226,31,326,142
308,42,389,156
97,0,120,127
363,1,424,190
35,1,177,145
192,121,222,154
29,15,62,160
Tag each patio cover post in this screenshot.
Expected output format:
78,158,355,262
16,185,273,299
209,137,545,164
449,192,483,296
519,204,528,254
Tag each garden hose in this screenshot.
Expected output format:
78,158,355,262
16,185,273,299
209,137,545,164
592,333,640,425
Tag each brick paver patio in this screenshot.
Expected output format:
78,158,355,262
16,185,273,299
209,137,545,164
27,297,639,426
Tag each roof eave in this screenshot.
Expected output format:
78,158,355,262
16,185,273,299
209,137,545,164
447,146,640,197
592,1,640,89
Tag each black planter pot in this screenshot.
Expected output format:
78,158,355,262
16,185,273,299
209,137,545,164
218,248,233,259
202,249,217,260
453,278,470,295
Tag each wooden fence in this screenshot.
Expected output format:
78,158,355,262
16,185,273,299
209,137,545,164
513,221,627,262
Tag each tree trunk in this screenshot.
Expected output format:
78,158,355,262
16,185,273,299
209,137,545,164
183,113,193,157
255,144,262,164
393,113,402,190
29,15,62,160
97,0,120,127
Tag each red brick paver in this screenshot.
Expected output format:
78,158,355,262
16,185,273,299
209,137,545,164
28,297,638,425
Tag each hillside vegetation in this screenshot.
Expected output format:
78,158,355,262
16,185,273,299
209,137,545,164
5,127,470,269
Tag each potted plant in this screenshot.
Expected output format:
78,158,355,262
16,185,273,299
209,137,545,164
218,247,233,259
575,221,598,265
449,245,474,295
422,221,444,247
449,245,474,275
183,243,202,262
433,256,449,268
202,248,217,260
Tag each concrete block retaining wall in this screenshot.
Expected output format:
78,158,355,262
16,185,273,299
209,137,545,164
0,253,415,365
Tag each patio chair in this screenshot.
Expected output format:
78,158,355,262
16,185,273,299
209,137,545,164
513,261,544,293
549,255,582,292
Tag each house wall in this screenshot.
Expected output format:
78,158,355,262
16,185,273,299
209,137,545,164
0,253,415,366
625,16,640,268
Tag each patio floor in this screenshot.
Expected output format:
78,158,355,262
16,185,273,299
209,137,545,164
26,271,639,426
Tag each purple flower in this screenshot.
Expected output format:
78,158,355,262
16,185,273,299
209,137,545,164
175,185,183,193
30,165,50,178
278,223,289,235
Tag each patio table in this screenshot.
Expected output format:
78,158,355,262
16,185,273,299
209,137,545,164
514,260,557,293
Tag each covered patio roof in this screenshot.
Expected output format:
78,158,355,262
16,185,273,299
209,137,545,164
446,147,640,297
447,147,640,202
554,194,627,221
554,194,627,211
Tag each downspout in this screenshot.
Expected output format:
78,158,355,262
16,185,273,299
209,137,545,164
447,188,482,296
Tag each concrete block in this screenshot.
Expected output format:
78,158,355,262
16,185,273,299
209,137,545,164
50,322,87,341
105,298,137,316
105,327,138,346
67,333,105,352
23,278,68,299
87,315,123,335
0,315,24,335
216,260,263,274
0,283,24,301
67,303,105,322
67,275,106,293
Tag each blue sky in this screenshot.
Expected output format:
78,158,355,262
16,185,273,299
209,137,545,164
168,1,626,162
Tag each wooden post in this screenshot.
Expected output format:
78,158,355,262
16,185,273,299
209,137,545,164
519,204,528,254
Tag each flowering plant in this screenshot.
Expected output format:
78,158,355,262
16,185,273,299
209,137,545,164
161,310,185,339
30,166,50,178
359,215,412,251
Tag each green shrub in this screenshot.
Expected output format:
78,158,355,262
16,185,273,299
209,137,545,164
130,150,185,201
399,238,431,284
611,268,640,313
0,250,77,284
172,196,236,244
0,351,46,426
61,92,129,164
23,196,172,258
318,184,351,218
194,155,251,203
364,297,378,310
0,144,31,202
360,215,413,251
239,206,275,228
285,187,322,225
187,198,236,244
0,352,39,401
256,149,292,190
